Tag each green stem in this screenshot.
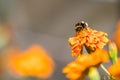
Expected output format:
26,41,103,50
100,64,115,80
100,64,110,76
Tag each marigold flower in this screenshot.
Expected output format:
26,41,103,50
62,49,108,80
8,45,55,79
69,27,109,57
69,21,109,57
108,58,120,79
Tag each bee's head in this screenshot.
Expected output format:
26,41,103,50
75,21,88,32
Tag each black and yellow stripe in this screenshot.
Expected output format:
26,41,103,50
74,21,88,32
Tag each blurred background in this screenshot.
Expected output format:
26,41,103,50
0,0,120,80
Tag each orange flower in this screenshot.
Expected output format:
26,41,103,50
108,58,120,79
62,49,108,80
69,27,109,57
8,45,55,79
114,20,120,49
68,37,83,57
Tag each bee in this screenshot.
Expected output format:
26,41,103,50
75,21,88,32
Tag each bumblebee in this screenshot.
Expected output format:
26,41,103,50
75,21,88,32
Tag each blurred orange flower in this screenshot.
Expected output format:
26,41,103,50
69,27,109,57
108,58,120,79
62,49,108,80
114,20,120,49
8,45,55,79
